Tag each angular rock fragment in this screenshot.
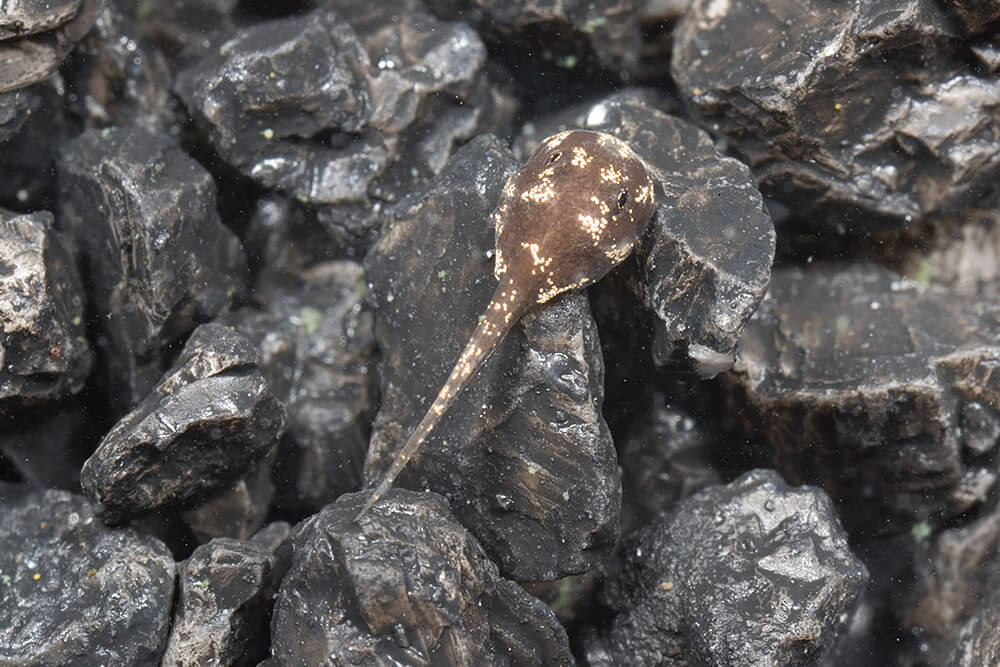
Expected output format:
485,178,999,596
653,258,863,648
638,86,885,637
173,9,375,203
0,400,89,489
0,0,104,92
66,3,174,129
193,261,377,523
338,1,488,136
0,34,63,93
179,454,275,543
673,0,1000,231
126,0,238,62
905,507,1000,665
247,520,291,553
323,0,512,244
949,609,1000,666
520,91,775,374
174,5,510,246
971,42,1000,74
0,209,91,411
249,260,376,514
618,403,720,528
364,135,620,580
946,1,1000,36
80,323,286,524
162,530,291,666
240,195,321,274
0,86,71,207
895,210,1000,293
0,485,175,666
425,0,647,75
57,124,246,407
0,88,32,142
0,0,82,40
271,490,572,666
588,470,867,666
730,263,1000,534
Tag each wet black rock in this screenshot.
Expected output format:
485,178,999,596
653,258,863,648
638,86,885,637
618,403,720,529
128,0,238,62
0,88,32,142
946,1,1000,37
0,0,83,40
7,0,999,662
904,507,1000,665
0,208,91,411
0,85,73,208
249,260,377,515
179,453,275,543
56,124,246,407
729,263,1000,534
239,195,329,275
364,135,620,580
950,614,1000,666
162,527,291,666
174,4,511,246
0,484,175,666
425,0,647,75
586,470,868,666
517,91,775,375
0,401,89,490
0,0,103,93
64,3,175,130
173,9,373,203
896,210,1000,293
271,490,573,666
947,577,1000,666
673,0,1000,231
80,323,286,524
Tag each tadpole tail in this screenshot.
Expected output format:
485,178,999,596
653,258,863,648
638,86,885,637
355,277,525,522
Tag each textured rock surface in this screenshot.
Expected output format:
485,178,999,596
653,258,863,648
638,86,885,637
948,586,1000,667
179,457,275,543
618,403,720,529
0,0,83,40
586,470,868,666
905,507,1000,665
0,88,32,142
56,124,246,407
673,0,1000,231
0,401,89,490
173,9,374,202
81,323,286,523
3,1,996,663
895,211,1000,293
364,135,620,580
517,91,775,374
65,3,174,129
0,485,175,666
271,490,573,666
0,208,91,411
250,260,377,514
0,0,103,93
729,263,1000,534
0,86,71,207
162,528,291,667
946,1,1000,36
174,5,509,246
425,0,647,75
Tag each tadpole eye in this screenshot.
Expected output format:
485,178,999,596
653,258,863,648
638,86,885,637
547,151,562,165
616,189,629,210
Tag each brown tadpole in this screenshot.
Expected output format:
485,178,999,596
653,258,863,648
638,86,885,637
355,130,656,521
